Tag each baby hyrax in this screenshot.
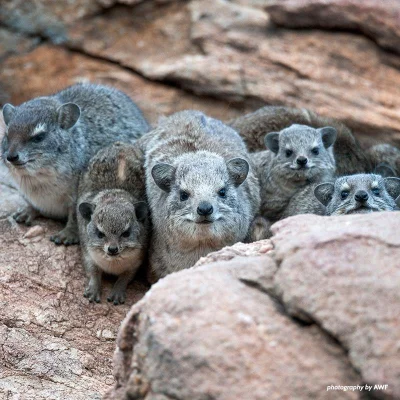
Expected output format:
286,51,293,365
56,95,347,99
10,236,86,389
77,142,149,304
314,174,400,216
144,110,260,282
1,83,149,245
253,124,337,222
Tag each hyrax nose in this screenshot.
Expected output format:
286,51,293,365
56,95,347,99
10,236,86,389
355,190,369,202
6,153,19,163
197,201,213,216
107,246,119,256
296,156,308,166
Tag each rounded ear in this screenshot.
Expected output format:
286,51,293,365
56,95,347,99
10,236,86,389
384,177,400,200
134,201,148,222
2,103,15,126
265,132,280,153
57,103,81,130
152,163,176,192
78,202,94,221
374,163,396,178
227,158,249,187
319,126,337,149
314,183,335,206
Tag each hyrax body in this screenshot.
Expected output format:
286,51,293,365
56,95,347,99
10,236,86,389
252,124,337,223
77,142,149,304
143,110,260,282
229,106,371,175
1,83,149,245
314,174,400,216
366,143,400,177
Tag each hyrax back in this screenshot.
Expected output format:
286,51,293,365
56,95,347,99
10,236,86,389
77,142,149,304
143,110,260,282
1,83,149,246
229,106,371,175
314,174,400,216
252,124,337,222
366,143,400,177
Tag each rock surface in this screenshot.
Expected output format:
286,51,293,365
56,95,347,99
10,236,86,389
107,212,400,400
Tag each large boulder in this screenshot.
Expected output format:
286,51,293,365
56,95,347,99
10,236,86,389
106,212,400,400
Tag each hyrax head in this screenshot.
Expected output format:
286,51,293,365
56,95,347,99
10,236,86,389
265,124,337,183
151,151,249,242
1,98,81,174
79,195,148,258
314,174,400,215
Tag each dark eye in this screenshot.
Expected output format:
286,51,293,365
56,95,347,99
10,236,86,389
121,229,130,238
96,229,105,239
372,188,380,196
180,191,189,201
218,188,226,198
285,149,293,157
341,191,349,200
311,147,319,155
31,132,46,143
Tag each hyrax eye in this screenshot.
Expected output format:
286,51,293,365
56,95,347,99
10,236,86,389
31,132,46,143
121,229,131,238
341,190,349,200
311,147,319,155
372,188,380,196
285,149,293,157
180,191,189,201
218,188,227,198
96,229,105,239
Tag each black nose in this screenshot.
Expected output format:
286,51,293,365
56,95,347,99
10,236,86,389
355,190,369,203
6,153,19,163
107,246,119,255
197,201,213,216
296,156,308,166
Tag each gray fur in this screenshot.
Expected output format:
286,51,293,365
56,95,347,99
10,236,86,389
315,174,400,215
77,142,149,304
142,110,260,282
367,143,400,177
1,83,149,245
252,124,336,222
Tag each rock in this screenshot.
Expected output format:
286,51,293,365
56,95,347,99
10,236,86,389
106,255,359,400
0,189,149,398
0,45,250,126
266,0,400,55
66,0,400,146
271,212,400,399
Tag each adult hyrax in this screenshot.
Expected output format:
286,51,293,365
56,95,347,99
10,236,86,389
1,83,149,245
77,142,149,304
253,124,337,222
229,106,371,175
366,143,400,177
143,110,260,282
314,174,400,215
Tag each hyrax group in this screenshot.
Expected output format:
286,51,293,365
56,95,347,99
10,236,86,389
2,83,400,304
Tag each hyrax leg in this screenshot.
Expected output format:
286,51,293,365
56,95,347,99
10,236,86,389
83,259,103,303
13,203,40,226
50,205,79,246
107,270,135,305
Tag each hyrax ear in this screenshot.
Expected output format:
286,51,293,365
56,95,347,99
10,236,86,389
319,126,337,149
314,183,335,206
134,201,148,222
374,163,396,178
265,132,280,153
78,202,94,221
2,104,15,126
152,163,176,192
227,158,249,187
384,177,400,200
57,103,81,130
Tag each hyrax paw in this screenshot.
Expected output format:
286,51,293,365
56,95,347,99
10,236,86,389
13,208,38,226
107,289,126,305
50,228,79,246
84,286,101,303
